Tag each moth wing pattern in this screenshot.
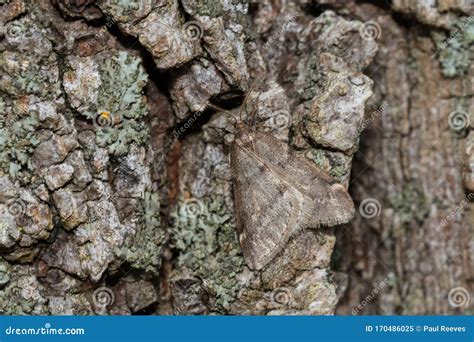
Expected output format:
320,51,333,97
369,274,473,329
230,141,315,270
249,128,355,227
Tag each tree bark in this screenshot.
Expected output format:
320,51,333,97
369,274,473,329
0,0,471,315
335,2,473,315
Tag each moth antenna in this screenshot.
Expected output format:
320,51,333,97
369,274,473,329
238,89,251,123
206,103,238,126
249,96,260,128
238,80,261,123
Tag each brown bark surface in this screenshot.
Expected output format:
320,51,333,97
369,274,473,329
0,0,471,315
336,3,473,315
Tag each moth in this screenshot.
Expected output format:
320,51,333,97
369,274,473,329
211,87,355,270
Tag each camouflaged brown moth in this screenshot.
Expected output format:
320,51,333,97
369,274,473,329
210,85,355,271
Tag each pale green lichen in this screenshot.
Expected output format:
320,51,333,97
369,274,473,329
0,16,60,182
300,52,323,101
195,0,223,17
0,96,40,181
171,195,244,311
0,264,48,315
0,263,10,286
89,51,149,156
0,18,61,100
305,149,350,181
116,191,164,275
389,182,430,225
95,120,148,156
99,0,153,22
435,17,474,78
7,55,60,98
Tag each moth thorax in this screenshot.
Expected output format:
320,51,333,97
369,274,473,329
235,126,254,143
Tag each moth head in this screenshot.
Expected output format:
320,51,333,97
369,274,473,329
204,80,281,144
236,121,246,130
233,123,255,146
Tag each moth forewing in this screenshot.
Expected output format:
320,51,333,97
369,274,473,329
231,136,312,270
230,119,355,270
